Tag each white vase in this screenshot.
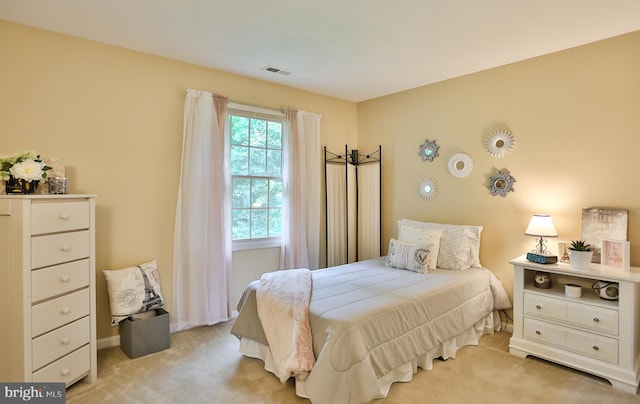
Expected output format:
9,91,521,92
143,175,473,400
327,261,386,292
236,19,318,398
569,250,594,270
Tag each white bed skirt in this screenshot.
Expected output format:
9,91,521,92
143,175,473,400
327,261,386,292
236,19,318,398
239,312,496,402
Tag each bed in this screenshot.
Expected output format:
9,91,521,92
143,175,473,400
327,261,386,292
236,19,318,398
231,220,510,403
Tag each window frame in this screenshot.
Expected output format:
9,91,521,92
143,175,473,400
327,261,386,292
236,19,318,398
228,102,284,252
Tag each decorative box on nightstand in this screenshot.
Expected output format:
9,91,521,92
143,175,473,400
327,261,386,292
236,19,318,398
509,255,640,394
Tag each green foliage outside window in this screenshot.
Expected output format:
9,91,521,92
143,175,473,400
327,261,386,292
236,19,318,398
230,115,283,240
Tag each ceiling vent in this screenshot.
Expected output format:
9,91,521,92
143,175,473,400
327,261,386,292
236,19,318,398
262,65,292,76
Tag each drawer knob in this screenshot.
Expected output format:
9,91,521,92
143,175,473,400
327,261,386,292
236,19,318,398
60,245,72,252
60,307,70,315
58,212,71,220
61,337,70,345
593,317,600,323
61,368,70,376
593,345,600,351
535,330,541,335
535,305,541,310
60,275,71,283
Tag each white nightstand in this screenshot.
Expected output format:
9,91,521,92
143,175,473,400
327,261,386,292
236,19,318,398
509,255,640,394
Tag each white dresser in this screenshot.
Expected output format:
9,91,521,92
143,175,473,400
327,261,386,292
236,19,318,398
0,195,97,386
509,256,640,393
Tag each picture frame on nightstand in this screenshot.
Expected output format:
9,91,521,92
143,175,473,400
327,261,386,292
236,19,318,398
601,238,630,272
557,241,571,263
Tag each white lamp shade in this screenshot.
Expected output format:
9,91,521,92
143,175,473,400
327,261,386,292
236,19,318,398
524,214,558,237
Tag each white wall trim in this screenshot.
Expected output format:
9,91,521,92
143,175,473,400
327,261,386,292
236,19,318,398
97,335,120,350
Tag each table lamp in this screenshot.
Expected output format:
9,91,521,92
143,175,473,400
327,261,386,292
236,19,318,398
525,214,558,264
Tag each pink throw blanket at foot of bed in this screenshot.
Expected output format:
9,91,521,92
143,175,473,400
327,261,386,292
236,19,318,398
256,268,315,382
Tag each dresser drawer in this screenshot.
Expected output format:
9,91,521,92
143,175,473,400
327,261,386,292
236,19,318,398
32,317,90,371
566,329,618,364
524,293,618,335
32,259,90,302
32,289,90,337
31,230,90,269
31,200,90,235
32,345,90,386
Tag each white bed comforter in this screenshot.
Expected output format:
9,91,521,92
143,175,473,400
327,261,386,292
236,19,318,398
235,258,505,404
256,268,314,382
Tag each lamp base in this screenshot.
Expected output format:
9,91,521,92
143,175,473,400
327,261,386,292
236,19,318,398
526,252,558,264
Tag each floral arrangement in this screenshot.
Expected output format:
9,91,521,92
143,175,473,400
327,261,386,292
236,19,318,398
0,150,51,183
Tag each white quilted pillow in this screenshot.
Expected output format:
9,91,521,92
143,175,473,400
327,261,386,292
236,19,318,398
398,219,483,270
397,225,442,270
103,260,165,325
385,238,433,273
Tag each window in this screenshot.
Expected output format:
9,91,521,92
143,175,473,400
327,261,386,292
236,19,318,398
228,104,284,249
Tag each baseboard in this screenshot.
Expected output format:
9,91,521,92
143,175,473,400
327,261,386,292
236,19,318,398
97,335,120,350
502,322,514,333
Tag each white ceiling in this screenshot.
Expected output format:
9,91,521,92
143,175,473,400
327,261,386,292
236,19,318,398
2,0,640,102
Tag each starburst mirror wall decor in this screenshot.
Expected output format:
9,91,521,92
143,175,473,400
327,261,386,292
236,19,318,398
417,178,438,200
419,139,440,162
485,130,515,157
488,170,516,197
447,153,473,178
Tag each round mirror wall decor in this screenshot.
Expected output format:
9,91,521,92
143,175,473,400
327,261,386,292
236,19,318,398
487,170,516,197
485,130,515,157
419,139,440,162
417,178,438,200
447,153,473,178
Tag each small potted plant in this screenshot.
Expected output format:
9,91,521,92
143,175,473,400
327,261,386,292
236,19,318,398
568,240,593,270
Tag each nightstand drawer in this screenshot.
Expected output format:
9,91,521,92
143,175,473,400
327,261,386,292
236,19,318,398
566,304,618,336
525,293,618,335
31,230,90,269
524,318,618,364
32,259,90,302
566,329,618,364
32,289,90,337
32,317,90,370
524,293,566,321
32,345,90,386
524,318,566,347
31,201,90,235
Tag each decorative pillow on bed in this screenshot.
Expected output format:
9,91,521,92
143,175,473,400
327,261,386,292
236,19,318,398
398,219,483,270
397,225,442,270
385,238,432,273
103,260,165,326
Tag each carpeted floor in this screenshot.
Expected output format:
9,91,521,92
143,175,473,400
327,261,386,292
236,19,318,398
66,320,640,403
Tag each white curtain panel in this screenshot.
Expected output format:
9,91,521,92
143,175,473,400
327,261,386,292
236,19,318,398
347,164,357,263
358,163,381,260
325,163,357,266
325,164,347,267
172,89,231,332
281,109,322,270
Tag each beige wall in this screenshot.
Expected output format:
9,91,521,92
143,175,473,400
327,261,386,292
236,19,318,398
358,30,640,300
0,20,357,339
3,19,640,340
